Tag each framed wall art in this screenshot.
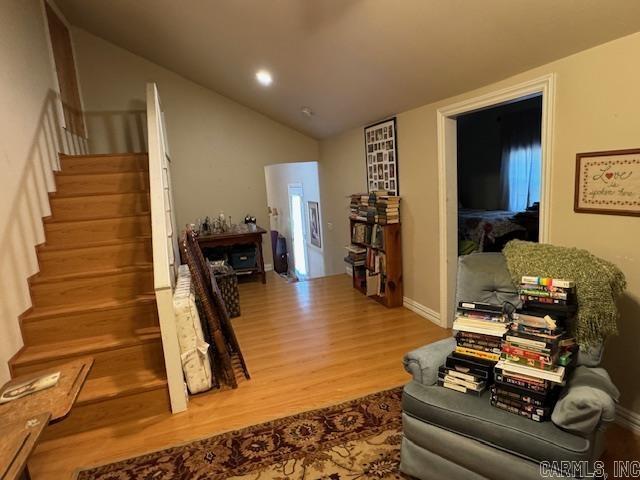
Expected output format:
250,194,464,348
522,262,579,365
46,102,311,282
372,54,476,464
574,148,640,216
364,117,399,195
308,201,322,248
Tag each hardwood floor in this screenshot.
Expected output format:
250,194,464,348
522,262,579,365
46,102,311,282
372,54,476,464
27,273,639,478
29,273,450,478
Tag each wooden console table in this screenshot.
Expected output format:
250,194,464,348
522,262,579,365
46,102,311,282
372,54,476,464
195,226,268,284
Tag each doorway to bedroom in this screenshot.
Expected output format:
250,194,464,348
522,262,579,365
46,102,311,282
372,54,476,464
436,74,555,328
456,95,542,256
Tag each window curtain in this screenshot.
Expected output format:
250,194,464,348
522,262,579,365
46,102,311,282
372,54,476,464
499,108,542,211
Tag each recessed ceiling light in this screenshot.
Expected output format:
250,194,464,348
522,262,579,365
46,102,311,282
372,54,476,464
256,70,273,86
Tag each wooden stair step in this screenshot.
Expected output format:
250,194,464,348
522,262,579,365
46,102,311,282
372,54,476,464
11,332,164,378
21,296,159,346
42,387,170,440
49,192,150,221
12,330,159,366
21,294,157,322
60,153,148,174
37,237,153,276
77,367,167,406
53,170,149,196
43,215,151,246
29,265,154,308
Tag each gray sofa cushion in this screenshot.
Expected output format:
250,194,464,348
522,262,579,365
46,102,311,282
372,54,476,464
402,415,557,480
456,253,520,308
403,381,596,464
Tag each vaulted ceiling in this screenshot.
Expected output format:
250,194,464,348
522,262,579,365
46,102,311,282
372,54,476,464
56,0,640,139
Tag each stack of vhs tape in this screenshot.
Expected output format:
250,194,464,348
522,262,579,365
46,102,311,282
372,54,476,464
492,276,578,422
438,302,509,395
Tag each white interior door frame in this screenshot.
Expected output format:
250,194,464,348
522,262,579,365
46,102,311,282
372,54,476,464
436,74,556,328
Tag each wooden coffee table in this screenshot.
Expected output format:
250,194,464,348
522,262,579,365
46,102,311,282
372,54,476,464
0,357,93,479
0,357,93,426
0,413,50,480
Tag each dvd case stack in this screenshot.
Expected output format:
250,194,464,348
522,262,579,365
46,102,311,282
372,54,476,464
492,276,578,422
438,302,509,396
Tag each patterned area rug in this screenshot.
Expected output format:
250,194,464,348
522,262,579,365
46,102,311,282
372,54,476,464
77,388,404,480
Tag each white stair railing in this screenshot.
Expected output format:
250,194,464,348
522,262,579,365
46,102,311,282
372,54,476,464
146,82,187,413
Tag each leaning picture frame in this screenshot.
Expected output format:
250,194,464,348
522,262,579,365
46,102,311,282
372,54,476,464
308,201,322,248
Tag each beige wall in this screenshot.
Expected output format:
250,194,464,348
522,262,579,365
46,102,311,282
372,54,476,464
71,29,319,266
0,0,86,384
319,32,640,414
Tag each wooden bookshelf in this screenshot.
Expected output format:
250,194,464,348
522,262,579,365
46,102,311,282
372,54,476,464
348,218,403,307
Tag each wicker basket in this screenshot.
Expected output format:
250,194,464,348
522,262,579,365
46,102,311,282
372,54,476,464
210,264,241,318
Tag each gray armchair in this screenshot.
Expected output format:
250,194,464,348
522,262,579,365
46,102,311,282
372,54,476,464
399,253,617,480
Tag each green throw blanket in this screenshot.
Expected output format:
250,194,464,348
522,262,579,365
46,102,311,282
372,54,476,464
502,240,626,346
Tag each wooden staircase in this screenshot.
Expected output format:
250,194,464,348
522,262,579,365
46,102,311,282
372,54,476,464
10,153,170,437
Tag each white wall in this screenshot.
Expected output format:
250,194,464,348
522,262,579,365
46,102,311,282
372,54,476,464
71,29,319,266
264,162,325,279
0,0,87,383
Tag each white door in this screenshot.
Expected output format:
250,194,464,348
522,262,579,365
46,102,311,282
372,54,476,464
288,184,308,279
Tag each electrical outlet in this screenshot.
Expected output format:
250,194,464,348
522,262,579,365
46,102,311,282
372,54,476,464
327,222,334,231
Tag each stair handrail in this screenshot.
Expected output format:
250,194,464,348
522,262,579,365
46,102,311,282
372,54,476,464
146,82,187,413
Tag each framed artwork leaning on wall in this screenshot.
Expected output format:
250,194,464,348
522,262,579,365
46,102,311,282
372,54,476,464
308,201,322,248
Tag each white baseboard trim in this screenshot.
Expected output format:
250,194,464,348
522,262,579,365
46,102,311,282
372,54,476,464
264,263,273,272
403,296,443,327
616,405,640,435
345,265,353,276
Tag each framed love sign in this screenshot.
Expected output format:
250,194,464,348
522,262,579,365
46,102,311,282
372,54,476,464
574,148,640,216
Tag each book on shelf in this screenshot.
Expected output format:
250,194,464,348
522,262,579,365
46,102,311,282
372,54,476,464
351,222,386,248
366,271,380,296
349,191,401,224
344,244,366,267
344,256,364,267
